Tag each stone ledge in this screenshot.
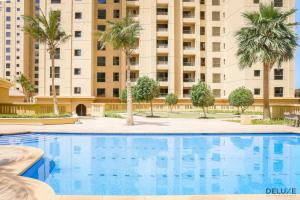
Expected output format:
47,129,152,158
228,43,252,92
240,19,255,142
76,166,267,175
0,117,78,125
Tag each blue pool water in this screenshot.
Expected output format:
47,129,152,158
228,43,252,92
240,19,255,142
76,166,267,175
0,133,300,195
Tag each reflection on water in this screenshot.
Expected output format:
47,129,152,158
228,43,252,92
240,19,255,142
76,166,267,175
1,134,300,195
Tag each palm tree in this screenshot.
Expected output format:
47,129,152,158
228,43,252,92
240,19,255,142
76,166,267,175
23,10,71,115
236,3,298,120
98,16,141,125
16,74,35,102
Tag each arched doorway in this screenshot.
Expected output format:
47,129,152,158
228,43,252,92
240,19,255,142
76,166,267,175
76,104,87,116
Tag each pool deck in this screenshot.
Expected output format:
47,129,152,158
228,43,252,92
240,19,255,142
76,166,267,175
1,117,300,200
0,116,299,135
58,195,300,200
0,146,57,200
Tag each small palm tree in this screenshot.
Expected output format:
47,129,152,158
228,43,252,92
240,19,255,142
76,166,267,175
23,10,71,115
236,3,298,120
16,74,35,102
98,16,141,125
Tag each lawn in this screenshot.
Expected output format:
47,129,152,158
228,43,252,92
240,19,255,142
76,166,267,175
226,119,295,126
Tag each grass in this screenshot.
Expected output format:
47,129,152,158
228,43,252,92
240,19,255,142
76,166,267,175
104,111,123,119
0,113,71,118
134,111,238,119
226,119,295,126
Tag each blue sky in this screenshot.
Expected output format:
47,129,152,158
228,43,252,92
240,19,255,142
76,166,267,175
296,1,300,88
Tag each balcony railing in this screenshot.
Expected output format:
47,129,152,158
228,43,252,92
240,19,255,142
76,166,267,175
183,62,194,66
157,28,168,32
157,77,168,82
157,44,168,48
183,13,194,18
183,78,195,82
157,11,168,15
183,46,194,50
157,61,168,65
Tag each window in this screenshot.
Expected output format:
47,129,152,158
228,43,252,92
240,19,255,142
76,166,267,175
212,58,221,68
274,69,283,80
113,57,120,66
212,27,220,36
212,73,221,83
74,31,81,38
97,88,105,97
274,0,283,7
200,73,206,82
212,42,221,52
157,56,168,64
50,66,60,78
200,11,205,20
254,88,261,95
274,87,284,97
54,48,60,59
213,89,221,98
212,0,220,6
98,0,106,3
200,27,205,35
51,0,61,3
98,9,106,19
97,56,106,66
114,0,120,3
75,12,82,19
200,0,205,4
253,0,259,4
254,70,260,77
113,88,119,98
97,41,105,50
113,10,120,18
97,72,106,82
113,72,119,82
201,58,205,66
200,42,205,51
74,49,81,56
74,87,81,94
74,68,81,75
212,11,220,21
97,25,106,31
50,85,60,96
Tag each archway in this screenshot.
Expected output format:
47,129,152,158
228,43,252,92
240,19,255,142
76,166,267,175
76,104,87,116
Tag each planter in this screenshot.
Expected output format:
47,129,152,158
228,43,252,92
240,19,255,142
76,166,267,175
240,115,252,125
0,117,78,125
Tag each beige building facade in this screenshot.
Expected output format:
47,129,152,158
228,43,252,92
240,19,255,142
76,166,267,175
0,0,296,115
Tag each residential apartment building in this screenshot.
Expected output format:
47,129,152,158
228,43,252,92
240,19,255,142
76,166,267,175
0,0,296,115
0,0,34,89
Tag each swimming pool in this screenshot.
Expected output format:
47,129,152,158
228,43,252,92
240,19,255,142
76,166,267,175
0,133,299,195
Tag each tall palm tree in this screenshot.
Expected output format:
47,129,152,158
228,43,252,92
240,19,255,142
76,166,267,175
98,16,141,125
23,10,71,115
236,3,298,120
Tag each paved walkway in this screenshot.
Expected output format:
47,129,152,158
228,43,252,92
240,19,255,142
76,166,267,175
0,146,57,200
0,116,299,134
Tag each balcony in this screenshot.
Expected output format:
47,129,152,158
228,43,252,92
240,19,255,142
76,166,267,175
183,11,195,18
127,0,139,7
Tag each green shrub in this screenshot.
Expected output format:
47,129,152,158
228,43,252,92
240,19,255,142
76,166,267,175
229,87,254,114
133,76,160,117
104,111,123,118
191,82,215,118
0,113,71,118
165,93,178,112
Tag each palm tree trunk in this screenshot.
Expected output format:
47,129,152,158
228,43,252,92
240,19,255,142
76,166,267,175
150,100,153,117
126,55,134,125
263,63,271,120
51,52,59,115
